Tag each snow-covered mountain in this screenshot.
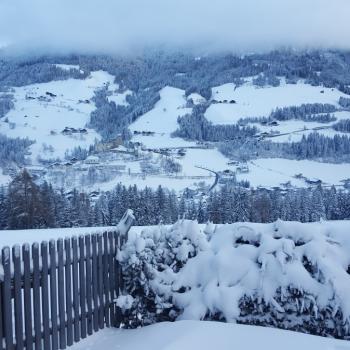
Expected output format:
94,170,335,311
1,57,350,194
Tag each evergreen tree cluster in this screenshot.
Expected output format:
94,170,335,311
74,50,350,97
220,132,350,162
270,103,337,121
0,58,87,88
0,134,34,167
64,146,89,161
339,96,350,109
173,104,257,142
288,133,350,160
89,86,160,141
1,171,349,230
0,94,14,118
0,170,93,229
332,119,350,133
253,73,281,87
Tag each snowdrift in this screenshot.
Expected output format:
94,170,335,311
70,320,350,350
119,220,350,339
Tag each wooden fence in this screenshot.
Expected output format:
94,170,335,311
0,228,128,350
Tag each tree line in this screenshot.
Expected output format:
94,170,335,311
1,170,349,230
220,132,350,162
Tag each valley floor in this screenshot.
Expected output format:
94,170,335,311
69,320,350,350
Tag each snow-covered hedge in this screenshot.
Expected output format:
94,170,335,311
118,220,350,339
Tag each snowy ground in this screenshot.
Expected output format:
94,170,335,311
0,68,128,163
70,320,350,350
251,119,349,143
130,86,191,136
0,171,10,186
235,158,350,188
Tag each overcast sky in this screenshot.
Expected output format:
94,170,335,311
0,0,350,55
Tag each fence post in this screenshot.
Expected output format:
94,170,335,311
41,242,50,350
71,237,80,343
0,278,3,350
97,235,104,329
32,243,42,350
49,240,58,350
2,246,13,350
108,232,116,326
91,235,98,332
22,245,33,350
12,245,24,350
85,236,93,336
64,238,73,347
79,237,87,339
113,232,122,327
57,239,66,350
102,233,110,327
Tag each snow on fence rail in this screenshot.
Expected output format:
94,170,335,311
0,211,134,350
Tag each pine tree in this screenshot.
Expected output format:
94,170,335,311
38,181,56,228
6,169,41,229
310,186,326,221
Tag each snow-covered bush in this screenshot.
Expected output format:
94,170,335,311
118,220,350,339
117,220,209,327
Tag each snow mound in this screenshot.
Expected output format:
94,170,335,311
70,320,350,350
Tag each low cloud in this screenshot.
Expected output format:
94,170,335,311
1,0,350,55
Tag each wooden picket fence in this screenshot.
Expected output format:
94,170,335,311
0,229,128,350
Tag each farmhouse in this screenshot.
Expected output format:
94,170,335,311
85,155,100,165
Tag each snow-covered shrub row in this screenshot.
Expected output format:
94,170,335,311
118,220,350,339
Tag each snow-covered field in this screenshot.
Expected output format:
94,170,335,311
236,158,350,188
0,171,10,186
70,321,350,350
251,119,349,143
0,68,127,163
130,86,191,137
206,79,347,124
